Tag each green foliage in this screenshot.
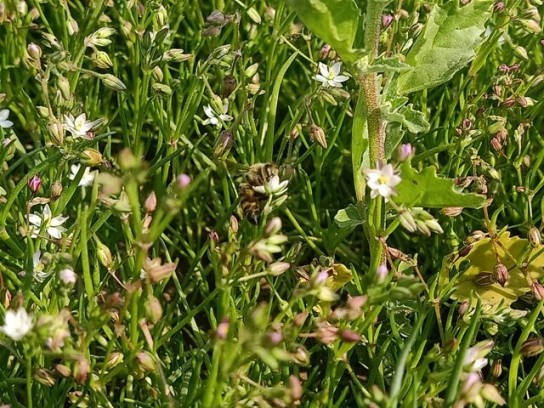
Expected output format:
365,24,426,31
397,0,493,94
394,161,486,208
286,0,362,62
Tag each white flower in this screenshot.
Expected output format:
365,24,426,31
69,164,96,187
0,109,14,129
364,163,401,201
59,268,77,285
27,204,68,239
314,62,349,88
253,175,289,196
63,113,101,138
0,308,33,340
202,102,233,128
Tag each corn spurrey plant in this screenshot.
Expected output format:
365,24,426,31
1,0,544,407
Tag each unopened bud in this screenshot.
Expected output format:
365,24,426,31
93,50,113,69
229,215,239,234
27,42,42,60
339,329,361,343
96,238,114,270
74,359,90,384
399,208,417,232
67,18,79,35
176,173,191,189
458,300,469,316
529,228,541,248
55,364,72,377
162,48,191,62
216,317,229,339
520,19,542,34
28,175,42,193
521,337,544,357
101,74,126,92
316,324,338,344
49,121,64,145
268,261,290,276
382,14,393,28
80,148,104,166
398,143,415,161
494,263,508,287
144,295,163,324
105,351,124,369
291,345,310,366
265,217,282,236
309,124,327,148
51,181,63,200
531,281,544,301
136,351,155,372
319,44,331,60
144,191,157,213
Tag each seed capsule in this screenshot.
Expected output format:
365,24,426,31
474,272,496,286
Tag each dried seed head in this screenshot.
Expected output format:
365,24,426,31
491,359,503,379
491,136,503,152
474,272,496,286
222,74,237,98
529,228,541,248
494,263,508,287
51,181,63,200
521,338,544,357
309,124,327,148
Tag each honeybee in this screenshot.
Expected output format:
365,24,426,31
239,163,279,224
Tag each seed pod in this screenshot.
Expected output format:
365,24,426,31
521,337,544,357
532,281,544,301
529,228,541,247
474,272,496,286
222,75,237,98
494,263,509,287
442,207,463,217
309,124,327,148
491,359,503,379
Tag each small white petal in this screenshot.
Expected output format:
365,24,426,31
318,62,329,78
331,62,342,76
28,214,42,227
0,110,8,121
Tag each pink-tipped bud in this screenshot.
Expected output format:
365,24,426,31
382,14,393,28
176,173,191,189
399,143,415,161
144,191,157,213
28,175,42,193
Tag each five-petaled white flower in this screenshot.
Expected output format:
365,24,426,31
69,164,96,187
0,109,14,129
63,113,101,138
364,163,401,201
314,62,349,88
0,308,33,341
253,175,289,196
27,204,68,239
202,102,233,128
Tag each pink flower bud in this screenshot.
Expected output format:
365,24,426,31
382,14,393,28
28,175,42,193
176,173,191,189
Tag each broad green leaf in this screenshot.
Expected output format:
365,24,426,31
394,162,485,208
384,104,430,134
286,0,362,62
439,232,544,312
398,0,492,94
334,204,363,228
